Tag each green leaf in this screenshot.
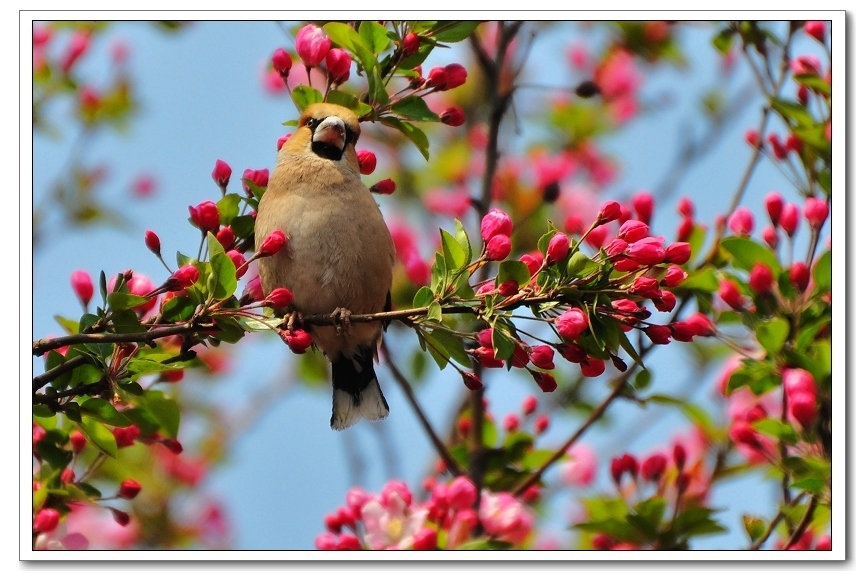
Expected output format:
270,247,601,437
428,327,471,368
617,328,644,369
742,515,766,542
380,117,430,160
209,253,238,300
712,27,735,54
491,318,515,361
455,539,512,550
206,231,226,259
770,97,814,126
634,368,652,389
144,390,181,438
68,363,104,389
756,317,790,355
107,292,149,312
99,270,108,303
440,228,468,271
453,219,472,262
430,21,480,43
291,85,323,112
646,394,718,438
33,404,55,418
54,315,80,335
390,96,441,122
676,266,719,292
325,89,373,118
522,449,555,470
793,73,831,96
720,237,781,276
322,22,388,106
116,380,144,396
673,507,727,538
78,416,118,457
813,250,831,292
235,316,283,332
753,418,799,445
80,398,132,427
496,260,531,288
417,330,448,370
358,21,391,54
123,407,161,436
413,286,435,308
427,301,443,322
216,193,242,224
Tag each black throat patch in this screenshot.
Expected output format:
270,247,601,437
311,141,343,161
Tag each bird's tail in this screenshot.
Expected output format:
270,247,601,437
330,346,389,431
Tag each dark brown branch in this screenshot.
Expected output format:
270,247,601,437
33,355,89,392
32,321,218,356
782,494,819,550
33,380,107,405
380,341,464,477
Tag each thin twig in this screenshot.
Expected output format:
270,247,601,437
782,494,819,550
380,341,464,477
748,491,807,550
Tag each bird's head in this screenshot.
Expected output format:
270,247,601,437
286,103,362,165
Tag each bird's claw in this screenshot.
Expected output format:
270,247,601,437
282,311,304,331
331,308,352,336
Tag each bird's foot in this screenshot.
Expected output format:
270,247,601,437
281,311,304,331
331,308,352,336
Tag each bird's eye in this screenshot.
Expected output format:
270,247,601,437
306,118,317,128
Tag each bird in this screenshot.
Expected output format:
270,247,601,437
254,103,395,431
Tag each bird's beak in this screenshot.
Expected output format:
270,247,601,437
312,116,346,152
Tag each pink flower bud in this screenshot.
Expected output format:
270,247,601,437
768,133,788,160
242,168,269,196
118,479,142,500
462,371,483,391
402,32,420,56
481,208,513,241
370,178,396,195
161,437,183,454
789,262,810,292
631,191,654,224
617,219,649,242
804,197,829,230
144,230,161,255
34,508,60,533
71,270,94,307
111,508,131,527
60,30,90,73
534,415,550,434
266,287,294,309
640,453,668,482
628,237,666,266
226,249,248,278
216,226,235,250
277,133,293,151
485,234,511,261
444,63,468,90
529,345,556,370
653,290,677,312
244,275,265,302
783,368,818,399
683,312,715,337
70,430,86,453
522,395,538,415
314,533,337,550
677,216,694,242
356,150,377,175
503,413,520,432
497,280,519,297
663,265,687,288
677,197,694,218
664,242,692,265
412,527,438,550
113,425,141,448
439,106,465,127
259,230,287,256
779,203,799,237
325,48,352,84
788,392,817,427
762,226,778,249
546,232,570,263
645,324,672,345
745,129,762,148
728,207,754,236
556,308,589,341
765,191,784,225
791,55,821,76
295,24,331,68
446,476,478,510
284,328,314,354
804,21,826,43
719,279,746,309
425,66,447,89
786,134,803,154
271,47,293,77
172,264,200,288
188,200,220,232
212,159,232,189
672,443,687,470
519,252,542,276
580,357,605,377
749,263,774,295
595,200,622,225
532,371,558,392
471,346,504,368
797,84,810,105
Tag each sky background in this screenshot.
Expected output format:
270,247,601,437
29,18,839,552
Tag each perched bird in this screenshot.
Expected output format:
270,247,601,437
254,103,396,430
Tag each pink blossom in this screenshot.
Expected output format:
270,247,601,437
424,188,472,217
480,207,513,241
479,491,534,546
295,24,331,68
727,207,754,236
361,483,429,550
562,444,596,487
790,55,821,76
